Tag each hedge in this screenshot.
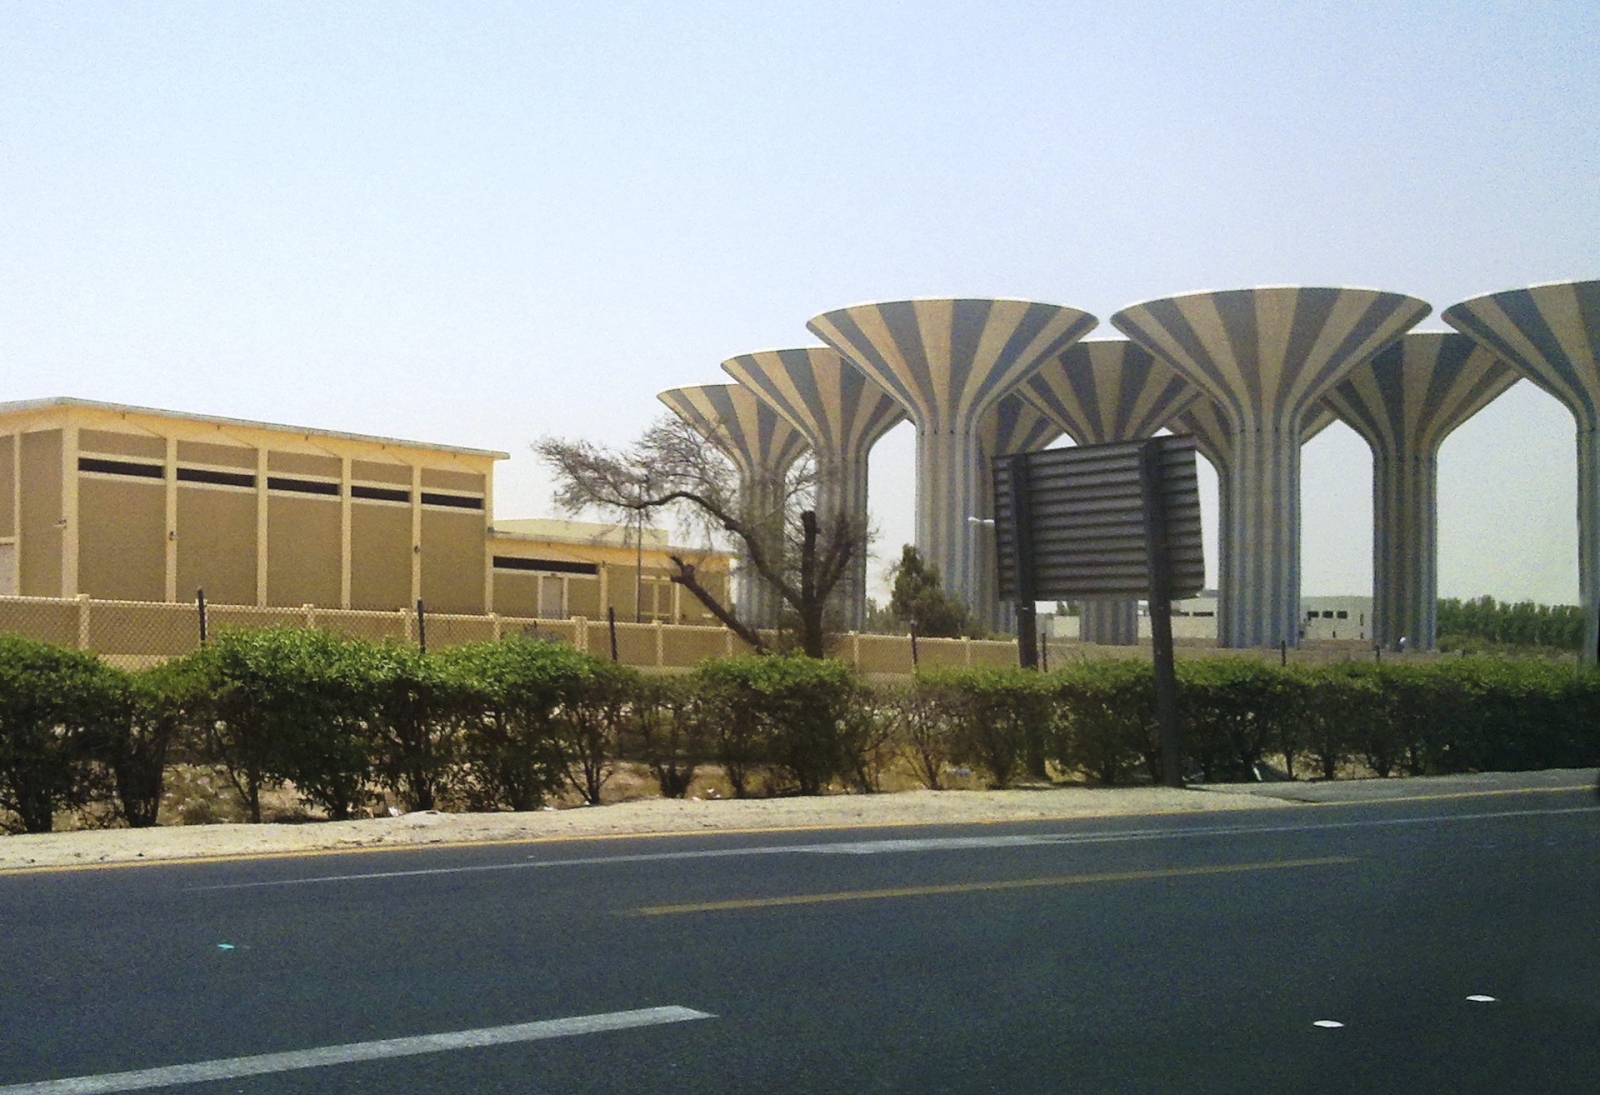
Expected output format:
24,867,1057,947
1,631,1597,832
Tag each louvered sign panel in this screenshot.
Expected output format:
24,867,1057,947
993,435,1205,601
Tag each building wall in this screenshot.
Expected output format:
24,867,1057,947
267,493,342,607
421,508,486,614
2,404,742,629
1300,596,1373,642
177,481,258,606
350,500,413,609
78,475,165,601
0,434,14,596
19,429,62,597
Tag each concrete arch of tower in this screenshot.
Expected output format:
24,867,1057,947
808,298,1098,629
1114,287,1431,649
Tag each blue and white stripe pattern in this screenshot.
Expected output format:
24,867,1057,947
977,394,1064,634
1322,333,1518,652
1021,339,1200,645
721,348,906,630
1443,280,1600,663
1169,398,1338,648
657,384,810,628
808,298,1097,626
1020,339,1200,447
1115,287,1430,648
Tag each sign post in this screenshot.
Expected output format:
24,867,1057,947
1007,453,1040,671
994,435,1204,787
1138,439,1184,786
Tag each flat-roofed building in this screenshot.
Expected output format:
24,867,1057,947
0,398,502,612
1,398,731,625
489,518,729,624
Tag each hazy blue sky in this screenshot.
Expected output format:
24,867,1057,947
3,1,1596,603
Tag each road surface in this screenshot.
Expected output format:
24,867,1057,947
2,776,1596,1093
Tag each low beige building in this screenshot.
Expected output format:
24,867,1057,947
489,518,728,624
0,398,728,623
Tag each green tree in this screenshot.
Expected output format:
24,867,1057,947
887,545,970,638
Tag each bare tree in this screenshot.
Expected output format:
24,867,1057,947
536,416,865,658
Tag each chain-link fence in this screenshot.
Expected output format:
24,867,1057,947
0,594,1435,674
0,594,1019,674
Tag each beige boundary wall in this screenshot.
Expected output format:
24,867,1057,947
0,595,1409,674
0,594,1024,676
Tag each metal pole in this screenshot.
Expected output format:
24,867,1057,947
196,588,207,645
607,605,619,662
909,623,919,669
1006,454,1039,670
416,599,427,655
1139,440,1184,788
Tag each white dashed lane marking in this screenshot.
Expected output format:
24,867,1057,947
0,1006,714,1095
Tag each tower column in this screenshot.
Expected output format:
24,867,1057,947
1323,331,1518,650
809,298,1097,628
658,384,808,631
1445,280,1600,663
1019,338,1199,644
1115,287,1430,649
722,348,904,631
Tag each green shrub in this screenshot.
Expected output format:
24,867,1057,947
925,668,1052,789
442,637,594,811
693,656,863,795
363,642,462,812
629,675,707,798
0,635,122,833
100,654,211,827
1176,660,1305,781
195,628,377,821
560,659,642,805
1049,661,1157,785
881,680,957,790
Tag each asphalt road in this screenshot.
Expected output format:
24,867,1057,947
2,778,1597,1094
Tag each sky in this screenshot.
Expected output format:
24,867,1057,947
3,1,1596,605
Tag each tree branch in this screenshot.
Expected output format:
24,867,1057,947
668,556,766,653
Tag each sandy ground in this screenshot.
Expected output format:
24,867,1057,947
4,769,1593,873
2,786,1287,871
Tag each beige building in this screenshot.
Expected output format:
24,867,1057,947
0,399,728,622
489,518,728,624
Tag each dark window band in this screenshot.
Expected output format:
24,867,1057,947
352,485,410,503
421,492,483,510
177,467,256,488
493,556,598,576
268,476,340,496
79,457,164,479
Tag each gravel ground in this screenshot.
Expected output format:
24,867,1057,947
3,769,1593,873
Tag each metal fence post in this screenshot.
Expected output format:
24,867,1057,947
196,588,207,645
416,598,427,654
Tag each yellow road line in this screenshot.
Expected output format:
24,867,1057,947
627,855,1360,916
0,781,1585,878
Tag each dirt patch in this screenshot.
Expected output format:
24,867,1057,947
0,783,1287,872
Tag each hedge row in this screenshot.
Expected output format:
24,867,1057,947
2,630,1598,833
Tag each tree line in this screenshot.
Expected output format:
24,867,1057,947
1437,596,1585,651
4,629,1597,835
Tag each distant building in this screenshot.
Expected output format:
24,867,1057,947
0,398,728,622
1297,595,1373,643
1044,591,1376,643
